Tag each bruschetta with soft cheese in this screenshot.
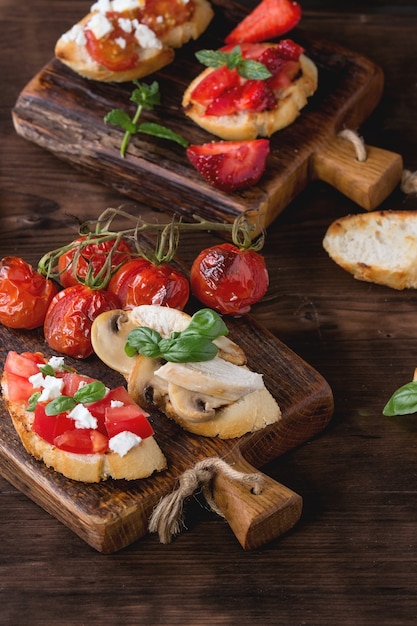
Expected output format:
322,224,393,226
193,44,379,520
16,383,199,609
55,0,214,82
1,350,166,482
182,39,318,140
91,305,281,439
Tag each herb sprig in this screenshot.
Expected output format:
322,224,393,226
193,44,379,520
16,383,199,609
195,46,272,80
104,80,188,157
125,308,228,363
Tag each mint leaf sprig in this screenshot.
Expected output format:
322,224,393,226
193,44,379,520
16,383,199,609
104,80,188,158
125,308,228,363
195,46,272,80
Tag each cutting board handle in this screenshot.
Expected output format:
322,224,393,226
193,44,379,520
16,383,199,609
212,454,302,550
311,134,403,210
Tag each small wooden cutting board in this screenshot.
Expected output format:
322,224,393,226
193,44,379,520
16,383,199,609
11,1,403,230
0,314,333,552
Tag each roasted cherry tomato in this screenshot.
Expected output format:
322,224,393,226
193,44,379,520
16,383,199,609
108,258,189,310
57,236,132,288
84,13,139,72
190,243,269,316
43,284,121,359
0,256,58,329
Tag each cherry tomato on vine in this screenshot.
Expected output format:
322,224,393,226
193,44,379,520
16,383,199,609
0,256,58,329
108,258,190,310
43,284,122,359
190,243,269,316
57,236,132,288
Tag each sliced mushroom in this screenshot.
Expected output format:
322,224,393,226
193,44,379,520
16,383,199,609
91,309,139,376
127,354,167,408
214,335,246,365
167,382,228,423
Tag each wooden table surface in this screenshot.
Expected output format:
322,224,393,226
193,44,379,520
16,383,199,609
1,1,417,624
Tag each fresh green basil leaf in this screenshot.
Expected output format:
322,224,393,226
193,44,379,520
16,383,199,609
27,391,41,412
104,109,138,134
74,381,107,405
383,381,417,416
138,122,189,148
39,364,56,377
160,335,218,362
46,396,77,416
125,327,163,358
183,308,228,340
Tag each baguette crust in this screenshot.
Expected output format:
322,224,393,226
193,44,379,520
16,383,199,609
1,375,167,482
55,0,214,83
323,210,417,290
182,53,318,140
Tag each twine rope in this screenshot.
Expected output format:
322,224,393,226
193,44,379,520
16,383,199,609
148,456,264,544
338,128,417,196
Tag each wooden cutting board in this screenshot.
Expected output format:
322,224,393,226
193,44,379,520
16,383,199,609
0,312,333,552
12,1,403,231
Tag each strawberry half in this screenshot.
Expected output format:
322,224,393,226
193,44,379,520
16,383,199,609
225,0,302,45
186,140,270,192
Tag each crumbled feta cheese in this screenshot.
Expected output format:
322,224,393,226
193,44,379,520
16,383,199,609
118,17,134,33
134,23,163,50
29,372,46,389
90,0,112,12
38,376,65,402
115,36,127,49
61,24,87,47
113,0,144,11
110,400,124,408
87,12,113,39
109,431,142,457
47,356,66,371
68,404,98,430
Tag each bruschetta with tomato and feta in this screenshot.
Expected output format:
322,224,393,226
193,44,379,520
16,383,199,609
55,0,214,82
1,350,166,482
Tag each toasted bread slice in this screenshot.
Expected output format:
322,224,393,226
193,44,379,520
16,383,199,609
323,210,417,290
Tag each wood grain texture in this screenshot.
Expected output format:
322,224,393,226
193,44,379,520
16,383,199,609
2,2,417,625
11,0,402,231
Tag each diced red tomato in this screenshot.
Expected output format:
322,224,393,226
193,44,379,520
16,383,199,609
4,351,46,378
54,428,109,455
32,403,76,445
4,371,40,403
61,372,98,397
105,404,154,440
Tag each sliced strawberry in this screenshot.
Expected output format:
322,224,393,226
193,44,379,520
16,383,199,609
237,80,276,111
206,86,242,116
225,0,302,45
275,38,304,60
190,66,240,107
267,59,300,90
186,140,270,192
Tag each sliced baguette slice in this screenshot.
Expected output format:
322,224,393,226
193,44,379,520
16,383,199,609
323,210,417,290
1,375,167,483
182,52,318,141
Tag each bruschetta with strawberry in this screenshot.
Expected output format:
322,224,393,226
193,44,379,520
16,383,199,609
183,40,317,141
1,350,167,482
